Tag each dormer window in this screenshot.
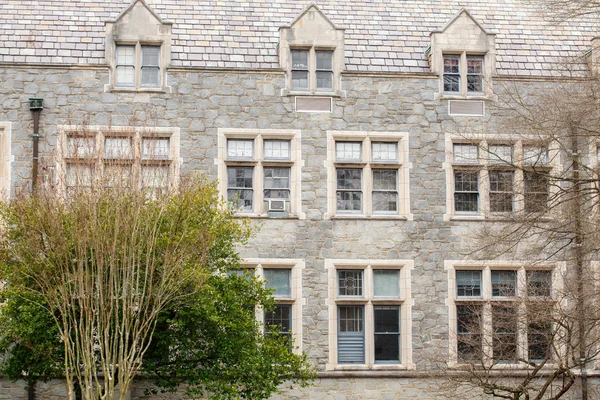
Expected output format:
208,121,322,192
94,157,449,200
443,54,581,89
105,0,172,92
279,4,345,100
443,54,484,95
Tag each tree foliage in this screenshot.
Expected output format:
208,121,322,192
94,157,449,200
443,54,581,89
0,177,313,399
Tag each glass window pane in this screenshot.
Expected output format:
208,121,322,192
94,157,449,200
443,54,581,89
104,137,132,159
373,270,399,297
491,270,517,297
67,136,95,158
265,304,292,333
291,71,309,90
527,271,551,297
141,46,160,66
291,50,309,69
264,140,291,160
489,170,514,213
338,270,363,297
104,165,131,188
316,71,333,90
457,305,482,362
316,51,333,70
373,170,397,191
372,142,398,162
142,165,168,188
263,269,291,297
443,55,460,73
264,167,290,199
66,164,92,187
454,171,479,212
493,305,518,361
528,321,552,361
523,146,548,165
227,139,254,159
116,45,135,65
524,172,548,212
142,138,170,159
116,66,135,86
488,145,513,164
374,306,400,363
227,167,253,211
336,142,362,161
141,67,160,87
453,144,479,163
456,270,482,297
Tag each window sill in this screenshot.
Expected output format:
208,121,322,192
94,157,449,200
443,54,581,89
447,214,485,221
105,85,171,94
436,93,495,101
331,214,409,221
447,213,554,222
325,364,412,373
234,212,300,220
449,362,560,371
281,88,346,98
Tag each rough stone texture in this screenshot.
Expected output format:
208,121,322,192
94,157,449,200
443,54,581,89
0,65,596,399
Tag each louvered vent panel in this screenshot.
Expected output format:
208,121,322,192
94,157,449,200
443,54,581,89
295,97,332,113
448,100,485,116
338,333,365,364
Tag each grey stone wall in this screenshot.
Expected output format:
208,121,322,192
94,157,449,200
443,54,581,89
0,65,591,398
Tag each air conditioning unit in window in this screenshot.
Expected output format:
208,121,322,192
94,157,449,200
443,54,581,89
265,199,290,214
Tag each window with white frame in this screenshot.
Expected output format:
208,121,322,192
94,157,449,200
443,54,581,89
326,259,413,370
326,131,411,219
58,126,179,197
447,261,557,366
290,49,334,92
115,44,161,89
445,137,553,220
217,129,303,218
240,259,304,354
442,53,485,96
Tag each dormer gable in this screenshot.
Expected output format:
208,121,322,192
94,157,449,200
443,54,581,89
104,0,172,92
429,8,496,100
279,3,345,99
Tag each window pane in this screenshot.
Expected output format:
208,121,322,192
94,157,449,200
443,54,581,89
316,71,333,90
336,142,362,161
291,50,309,69
373,170,397,191
528,321,552,361
488,145,513,165
141,165,168,189
491,270,517,297
527,271,551,297
373,170,398,213
116,66,135,87
142,138,170,159
372,142,398,162
104,165,131,188
454,171,479,212
456,270,482,297
524,172,548,212
457,305,482,362
338,305,364,364
227,167,253,211
265,304,291,333
141,67,160,87
443,55,460,73
453,144,479,163
66,164,92,187
493,305,518,361
336,169,361,190
489,170,514,212
372,192,398,212
227,139,254,159
444,75,460,93
291,71,309,90
67,136,95,158
467,56,484,93
264,167,290,199
374,306,400,363
141,46,160,66
116,45,135,65
337,169,362,212
316,50,333,70
264,140,290,160
523,146,548,165
338,270,363,297
263,269,291,297
373,270,400,297
104,137,132,159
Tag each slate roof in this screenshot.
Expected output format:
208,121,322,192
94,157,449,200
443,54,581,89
0,0,598,76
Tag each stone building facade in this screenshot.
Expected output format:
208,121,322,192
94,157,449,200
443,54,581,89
0,0,599,399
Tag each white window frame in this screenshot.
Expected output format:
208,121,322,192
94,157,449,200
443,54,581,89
445,260,565,368
241,258,305,355
217,129,304,219
325,259,414,371
56,125,180,196
0,122,13,200
325,131,412,220
443,133,559,221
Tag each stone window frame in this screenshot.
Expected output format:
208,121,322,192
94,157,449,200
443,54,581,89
240,258,305,355
445,260,564,368
325,259,414,371
443,133,559,221
56,125,180,196
104,0,172,93
278,4,346,98
216,128,304,219
325,131,412,220
0,122,12,200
